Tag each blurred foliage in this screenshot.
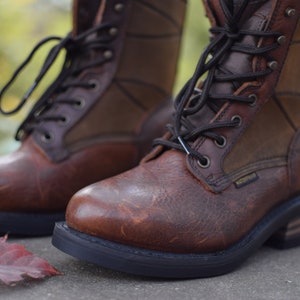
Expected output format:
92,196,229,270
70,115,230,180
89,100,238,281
0,0,70,153
0,0,209,155
175,0,209,92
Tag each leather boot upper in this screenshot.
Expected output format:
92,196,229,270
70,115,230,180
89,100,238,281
66,0,300,253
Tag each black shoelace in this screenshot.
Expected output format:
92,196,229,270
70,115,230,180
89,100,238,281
153,0,281,166
0,22,116,140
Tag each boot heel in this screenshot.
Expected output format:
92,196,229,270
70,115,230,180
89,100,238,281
267,217,300,249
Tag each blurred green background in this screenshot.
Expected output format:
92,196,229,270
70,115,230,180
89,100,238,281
0,0,209,155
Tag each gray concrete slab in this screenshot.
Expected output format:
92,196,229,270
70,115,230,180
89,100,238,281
1,236,300,300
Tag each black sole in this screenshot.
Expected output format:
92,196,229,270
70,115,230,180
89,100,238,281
0,211,65,236
52,196,300,278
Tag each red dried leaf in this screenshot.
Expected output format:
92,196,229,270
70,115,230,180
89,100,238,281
0,235,61,285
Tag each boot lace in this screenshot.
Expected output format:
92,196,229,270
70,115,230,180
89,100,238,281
0,23,117,140
154,0,282,166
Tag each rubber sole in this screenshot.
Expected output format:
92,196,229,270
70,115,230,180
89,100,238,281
0,211,65,236
52,196,300,278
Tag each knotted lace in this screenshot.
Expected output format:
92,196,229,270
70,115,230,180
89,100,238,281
154,0,281,166
0,22,116,140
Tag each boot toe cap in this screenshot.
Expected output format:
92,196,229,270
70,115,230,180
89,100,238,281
66,184,112,237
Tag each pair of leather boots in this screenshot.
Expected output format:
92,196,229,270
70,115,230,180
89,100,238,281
2,0,300,279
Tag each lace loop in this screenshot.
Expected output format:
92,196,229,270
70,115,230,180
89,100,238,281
0,36,63,115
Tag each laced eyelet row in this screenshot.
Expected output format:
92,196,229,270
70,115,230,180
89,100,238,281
264,8,293,74
197,114,242,168
40,95,89,143
153,1,295,171
108,2,124,60
197,6,298,169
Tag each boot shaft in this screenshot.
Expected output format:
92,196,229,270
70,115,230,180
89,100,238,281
21,0,186,162
66,0,186,145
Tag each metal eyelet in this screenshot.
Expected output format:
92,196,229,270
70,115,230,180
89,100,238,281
41,132,53,143
109,27,119,37
231,115,242,127
103,50,113,60
268,61,278,71
277,35,286,45
285,7,296,17
214,136,227,148
58,115,70,126
197,156,211,169
248,94,258,107
114,3,124,13
88,79,99,90
73,97,86,110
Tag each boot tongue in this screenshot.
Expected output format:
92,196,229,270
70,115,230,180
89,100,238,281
70,0,108,70
202,0,273,98
184,0,273,131
204,0,269,27
72,0,102,36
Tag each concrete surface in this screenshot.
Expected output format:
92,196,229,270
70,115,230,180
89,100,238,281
1,236,300,300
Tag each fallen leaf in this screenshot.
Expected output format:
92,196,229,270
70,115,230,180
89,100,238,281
0,235,61,285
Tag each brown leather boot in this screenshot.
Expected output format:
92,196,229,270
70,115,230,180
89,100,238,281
53,0,300,278
0,0,186,235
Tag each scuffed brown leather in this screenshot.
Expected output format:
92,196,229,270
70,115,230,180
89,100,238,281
66,1,300,254
0,137,138,213
66,150,289,253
